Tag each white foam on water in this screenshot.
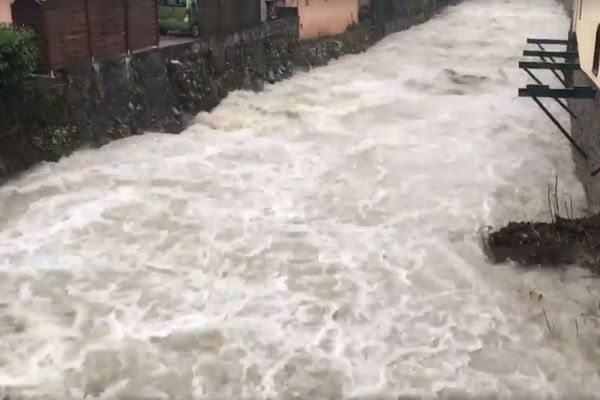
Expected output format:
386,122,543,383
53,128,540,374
2,0,600,398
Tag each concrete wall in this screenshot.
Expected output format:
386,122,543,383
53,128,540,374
559,0,600,200
567,71,600,199
0,0,12,23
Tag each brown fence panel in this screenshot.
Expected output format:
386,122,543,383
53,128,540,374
218,0,240,33
10,0,49,72
127,0,159,51
239,0,260,29
44,0,90,71
198,0,220,35
87,0,127,60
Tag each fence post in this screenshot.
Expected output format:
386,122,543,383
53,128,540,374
125,0,130,54
218,0,222,34
40,4,51,73
85,0,94,62
155,0,160,47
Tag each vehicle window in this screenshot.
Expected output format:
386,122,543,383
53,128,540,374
165,0,186,7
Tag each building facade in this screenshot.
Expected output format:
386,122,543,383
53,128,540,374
0,0,13,23
278,0,359,40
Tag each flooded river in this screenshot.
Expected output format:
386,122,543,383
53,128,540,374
2,0,600,398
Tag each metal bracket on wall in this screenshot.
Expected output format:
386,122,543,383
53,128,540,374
518,84,594,159
527,95,588,160
526,38,570,45
518,38,596,160
518,61,581,71
522,50,578,59
523,48,579,87
518,85,596,100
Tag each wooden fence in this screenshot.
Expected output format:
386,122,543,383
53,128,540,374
198,0,261,35
12,0,159,73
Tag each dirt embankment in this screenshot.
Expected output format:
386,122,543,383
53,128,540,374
484,214,600,271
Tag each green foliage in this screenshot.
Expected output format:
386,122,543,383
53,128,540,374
0,24,38,89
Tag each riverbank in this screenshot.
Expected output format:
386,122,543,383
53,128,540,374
0,0,462,182
485,215,600,269
482,1,600,271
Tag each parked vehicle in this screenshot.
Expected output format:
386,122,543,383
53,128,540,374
158,0,200,37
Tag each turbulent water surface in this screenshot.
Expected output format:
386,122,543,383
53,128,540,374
2,0,600,398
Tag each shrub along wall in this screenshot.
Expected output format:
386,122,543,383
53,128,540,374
0,24,38,89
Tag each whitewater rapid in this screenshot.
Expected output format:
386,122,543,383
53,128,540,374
1,0,600,398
